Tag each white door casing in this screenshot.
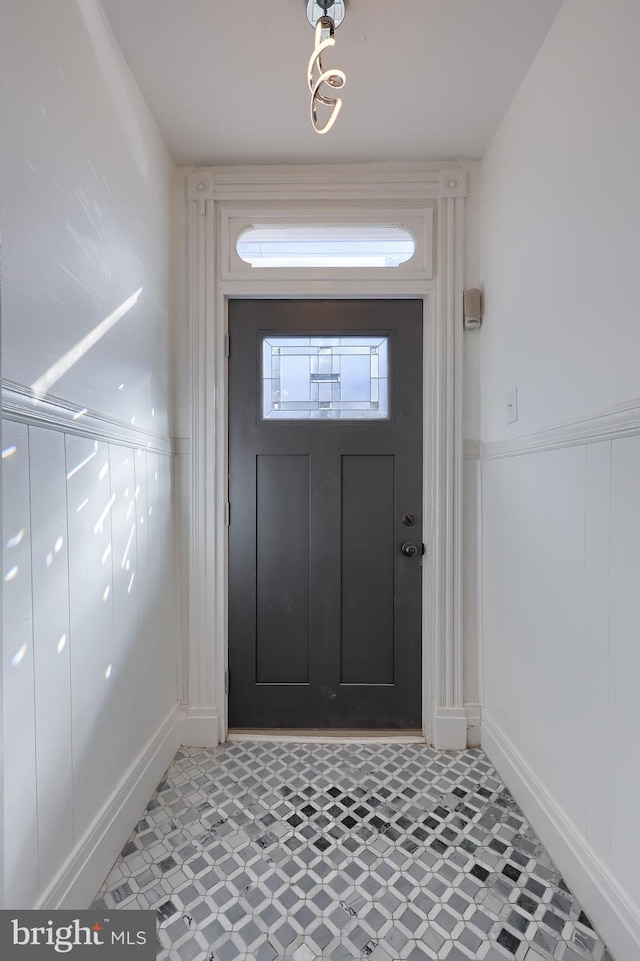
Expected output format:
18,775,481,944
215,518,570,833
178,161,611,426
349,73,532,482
182,163,468,749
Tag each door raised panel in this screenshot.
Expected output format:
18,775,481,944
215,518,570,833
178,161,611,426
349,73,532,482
341,454,395,685
256,454,311,685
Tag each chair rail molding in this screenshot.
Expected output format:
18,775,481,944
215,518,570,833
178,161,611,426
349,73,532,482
185,162,470,749
481,396,640,460
2,381,174,455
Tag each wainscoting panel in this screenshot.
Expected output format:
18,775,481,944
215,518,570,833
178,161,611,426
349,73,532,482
108,444,141,785
67,435,118,845
29,427,74,897
583,442,612,865
2,421,39,907
609,436,640,902
2,398,181,909
481,421,640,959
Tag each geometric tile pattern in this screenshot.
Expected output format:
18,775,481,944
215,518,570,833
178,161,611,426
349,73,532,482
93,743,616,961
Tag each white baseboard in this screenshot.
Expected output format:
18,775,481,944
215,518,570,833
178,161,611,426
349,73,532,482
483,710,640,961
178,706,221,748
432,707,467,750
464,702,481,747
36,705,182,909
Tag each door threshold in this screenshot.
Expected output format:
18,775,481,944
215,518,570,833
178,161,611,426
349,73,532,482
226,729,425,744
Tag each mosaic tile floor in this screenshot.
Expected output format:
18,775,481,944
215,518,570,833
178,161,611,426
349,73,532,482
94,742,614,961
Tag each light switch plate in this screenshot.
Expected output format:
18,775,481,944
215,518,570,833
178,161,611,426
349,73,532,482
507,388,518,424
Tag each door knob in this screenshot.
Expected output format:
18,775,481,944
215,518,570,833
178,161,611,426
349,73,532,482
401,542,419,557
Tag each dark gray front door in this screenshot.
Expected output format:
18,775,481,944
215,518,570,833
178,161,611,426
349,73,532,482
228,300,423,729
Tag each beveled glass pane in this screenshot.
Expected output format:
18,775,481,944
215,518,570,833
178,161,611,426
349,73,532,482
318,382,332,403
318,353,333,374
340,355,371,402
378,379,389,417
281,355,312,402
262,337,389,420
262,378,270,416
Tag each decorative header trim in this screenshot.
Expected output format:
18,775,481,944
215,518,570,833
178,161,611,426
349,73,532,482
439,169,468,199
186,163,472,205
187,172,214,201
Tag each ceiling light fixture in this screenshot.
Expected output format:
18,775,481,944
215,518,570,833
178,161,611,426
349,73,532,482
306,0,347,135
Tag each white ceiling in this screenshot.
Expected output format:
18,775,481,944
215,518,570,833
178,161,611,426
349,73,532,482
100,0,563,166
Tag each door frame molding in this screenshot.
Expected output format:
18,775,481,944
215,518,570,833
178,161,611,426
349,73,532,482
183,163,468,749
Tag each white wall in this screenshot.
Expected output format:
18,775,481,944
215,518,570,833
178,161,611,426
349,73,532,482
480,1,640,957
0,0,174,433
1,0,180,908
481,0,640,442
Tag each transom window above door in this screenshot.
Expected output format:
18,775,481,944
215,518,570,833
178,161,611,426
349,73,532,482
237,224,415,268
262,336,389,420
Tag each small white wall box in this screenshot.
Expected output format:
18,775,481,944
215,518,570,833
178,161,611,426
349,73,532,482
463,288,483,329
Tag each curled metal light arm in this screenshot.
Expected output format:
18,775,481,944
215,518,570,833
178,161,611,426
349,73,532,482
308,15,346,134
